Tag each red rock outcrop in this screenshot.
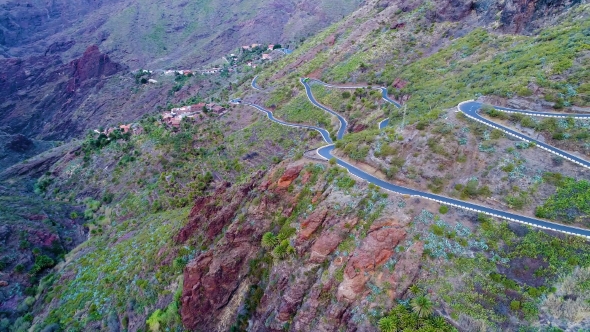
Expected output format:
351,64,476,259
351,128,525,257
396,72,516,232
181,242,253,330
176,172,263,243
277,164,304,188
309,217,358,263
297,208,328,242
392,78,409,90
378,241,425,299
337,221,406,302
66,45,123,93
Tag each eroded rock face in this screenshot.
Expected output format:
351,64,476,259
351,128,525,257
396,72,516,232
180,169,295,331
0,45,125,141
277,164,304,188
297,208,328,242
379,241,424,299
337,221,406,302
181,243,252,330
309,217,358,263
66,45,123,93
176,171,263,243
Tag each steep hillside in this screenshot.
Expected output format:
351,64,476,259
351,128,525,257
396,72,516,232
0,0,361,68
0,0,362,164
1,0,590,331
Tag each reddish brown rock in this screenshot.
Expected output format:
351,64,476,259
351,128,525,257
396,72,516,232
390,21,406,29
324,34,336,46
337,222,406,302
309,218,357,263
297,209,328,242
351,123,368,133
381,241,424,299
392,78,409,90
27,214,47,221
301,170,312,185
176,172,263,243
0,281,8,287
277,165,303,188
275,266,318,324
66,45,123,93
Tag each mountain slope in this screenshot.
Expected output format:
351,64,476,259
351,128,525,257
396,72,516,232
0,0,362,68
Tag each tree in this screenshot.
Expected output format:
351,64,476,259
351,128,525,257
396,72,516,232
409,284,422,296
411,295,434,318
261,232,278,249
378,316,398,332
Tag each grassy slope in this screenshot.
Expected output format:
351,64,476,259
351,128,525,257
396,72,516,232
21,110,309,330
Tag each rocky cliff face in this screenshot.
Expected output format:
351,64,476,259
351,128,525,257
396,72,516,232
0,0,364,154
179,162,423,331
0,45,125,141
0,0,362,67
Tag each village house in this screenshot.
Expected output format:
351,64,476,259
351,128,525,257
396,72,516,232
205,103,227,115
242,45,251,51
251,43,261,48
262,53,271,60
268,44,274,50
201,67,221,74
163,103,209,127
96,123,138,137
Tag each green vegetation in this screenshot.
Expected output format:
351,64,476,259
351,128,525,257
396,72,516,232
422,211,590,329
80,129,131,162
535,176,590,224
146,282,182,331
272,93,332,130
377,299,456,332
335,129,379,161
454,178,492,200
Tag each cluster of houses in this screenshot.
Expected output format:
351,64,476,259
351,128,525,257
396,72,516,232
241,43,278,52
164,70,194,76
162,103,227,127
94,123,143,136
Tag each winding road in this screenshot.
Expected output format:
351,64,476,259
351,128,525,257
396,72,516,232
459,100,590,170
233,78,590,239
251,75,263,91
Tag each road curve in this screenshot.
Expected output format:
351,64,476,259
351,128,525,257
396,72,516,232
300,78,348,140
251,75,263,91
458,101,590,170
304,79,402,130
235,99,590,239
241,102,333,144
301,80,590,239
235,79,590,239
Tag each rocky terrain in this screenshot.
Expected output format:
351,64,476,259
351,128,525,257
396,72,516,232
1,0,590,331
0,0,362,166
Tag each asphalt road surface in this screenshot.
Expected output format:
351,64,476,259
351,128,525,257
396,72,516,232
232,79,590,239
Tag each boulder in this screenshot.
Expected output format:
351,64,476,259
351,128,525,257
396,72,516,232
337,222,406,301
297,208,328,242
277,165,304,188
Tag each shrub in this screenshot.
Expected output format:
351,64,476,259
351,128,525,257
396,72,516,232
30,255,55,276
261,232,278,249
439,205,449,214
336,175,356,189
342,91,351,99
510,300,521,311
